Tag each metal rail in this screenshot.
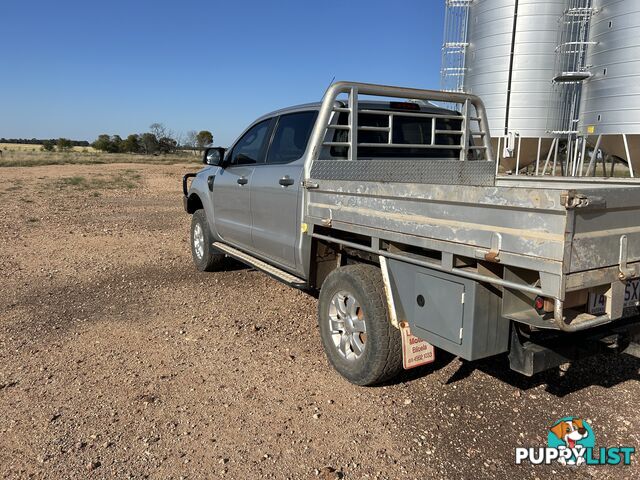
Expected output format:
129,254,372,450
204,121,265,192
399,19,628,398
310,232,545,297
440,0,472,96
494,132,637,178
305,81,495,180
312,232,620,333
554,298,612,332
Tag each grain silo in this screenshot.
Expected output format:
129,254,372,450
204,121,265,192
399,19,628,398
578,0,640,175
441,0,639,177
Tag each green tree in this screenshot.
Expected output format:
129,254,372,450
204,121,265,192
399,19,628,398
41,140,55,152
109,135,123,153
123,134,140,153
196,130,213,148
140,133,159,154
158,136,177,154
57,138,73,152
93,134,112,152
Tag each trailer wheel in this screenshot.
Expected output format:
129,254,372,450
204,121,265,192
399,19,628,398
318,264,403,386
190,209,226,272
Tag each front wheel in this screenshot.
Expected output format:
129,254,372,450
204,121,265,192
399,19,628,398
190,209,226,272
317,264,403,386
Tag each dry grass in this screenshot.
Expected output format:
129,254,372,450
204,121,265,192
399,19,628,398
53,170,143,191
0,149,202,167
0,142,97,153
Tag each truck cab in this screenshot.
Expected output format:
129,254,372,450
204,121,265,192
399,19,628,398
185,105,320,277
185,98,461,281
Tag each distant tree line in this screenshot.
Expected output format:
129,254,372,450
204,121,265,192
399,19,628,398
41,138,75,152
91,123,213,155
1,138,90,147
1,124,214,156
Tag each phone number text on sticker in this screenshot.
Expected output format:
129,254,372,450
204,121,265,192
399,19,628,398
400,322,435,369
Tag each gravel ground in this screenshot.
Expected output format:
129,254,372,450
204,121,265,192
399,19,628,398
1,163,639,479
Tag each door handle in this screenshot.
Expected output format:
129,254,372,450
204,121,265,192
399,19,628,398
279,176,294,187
237,177,248,185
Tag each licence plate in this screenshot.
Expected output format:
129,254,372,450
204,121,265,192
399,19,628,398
400,322,435,369
588,279,640,315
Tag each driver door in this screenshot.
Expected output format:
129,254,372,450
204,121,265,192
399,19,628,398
212,118,273,250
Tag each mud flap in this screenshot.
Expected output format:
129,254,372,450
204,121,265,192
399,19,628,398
400,321,435,369
380,255,436,369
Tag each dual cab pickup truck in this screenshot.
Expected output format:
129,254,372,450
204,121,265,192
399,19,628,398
183,82,640,386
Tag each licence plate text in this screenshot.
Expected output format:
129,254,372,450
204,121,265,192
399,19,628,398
588,279,640,315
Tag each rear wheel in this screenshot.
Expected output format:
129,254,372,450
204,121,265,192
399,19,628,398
190,209,226,272
318,264,403,386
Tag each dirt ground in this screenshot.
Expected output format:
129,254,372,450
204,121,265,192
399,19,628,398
1,163,639,479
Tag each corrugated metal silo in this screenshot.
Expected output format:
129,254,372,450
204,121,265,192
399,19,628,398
579,0,640,173
460,0,565,170
465,0,565,138
441,0,640,176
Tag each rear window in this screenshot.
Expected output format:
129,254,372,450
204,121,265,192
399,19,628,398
330,111,462,159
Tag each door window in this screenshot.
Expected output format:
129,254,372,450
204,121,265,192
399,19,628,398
266,111,318,164
229,119,272,165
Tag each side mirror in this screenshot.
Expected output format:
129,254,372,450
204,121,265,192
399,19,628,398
203,147,226,166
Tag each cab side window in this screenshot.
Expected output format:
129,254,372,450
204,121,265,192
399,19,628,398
229,119,272,165
266,111,318,164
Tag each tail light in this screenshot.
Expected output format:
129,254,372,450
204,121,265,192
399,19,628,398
534,290,589,315
534,296,546,315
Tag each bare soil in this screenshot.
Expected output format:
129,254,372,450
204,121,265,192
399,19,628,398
1,163,639,479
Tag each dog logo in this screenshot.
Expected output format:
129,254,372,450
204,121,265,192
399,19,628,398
516,416,634,466
548,418,594,465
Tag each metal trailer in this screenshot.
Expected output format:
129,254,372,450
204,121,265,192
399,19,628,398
302,82,640,375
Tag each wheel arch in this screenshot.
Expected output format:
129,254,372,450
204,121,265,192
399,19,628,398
186,193,204,214
310,234,380,290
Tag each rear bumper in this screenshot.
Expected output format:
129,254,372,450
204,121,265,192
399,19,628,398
509,314,640,376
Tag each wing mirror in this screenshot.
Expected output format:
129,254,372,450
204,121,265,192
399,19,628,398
203,147,226,166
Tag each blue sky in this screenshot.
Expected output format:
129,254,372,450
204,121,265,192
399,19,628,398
0,0,445,145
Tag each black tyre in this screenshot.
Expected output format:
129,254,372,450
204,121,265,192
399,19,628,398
318,264,403,386
190,209,226,272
